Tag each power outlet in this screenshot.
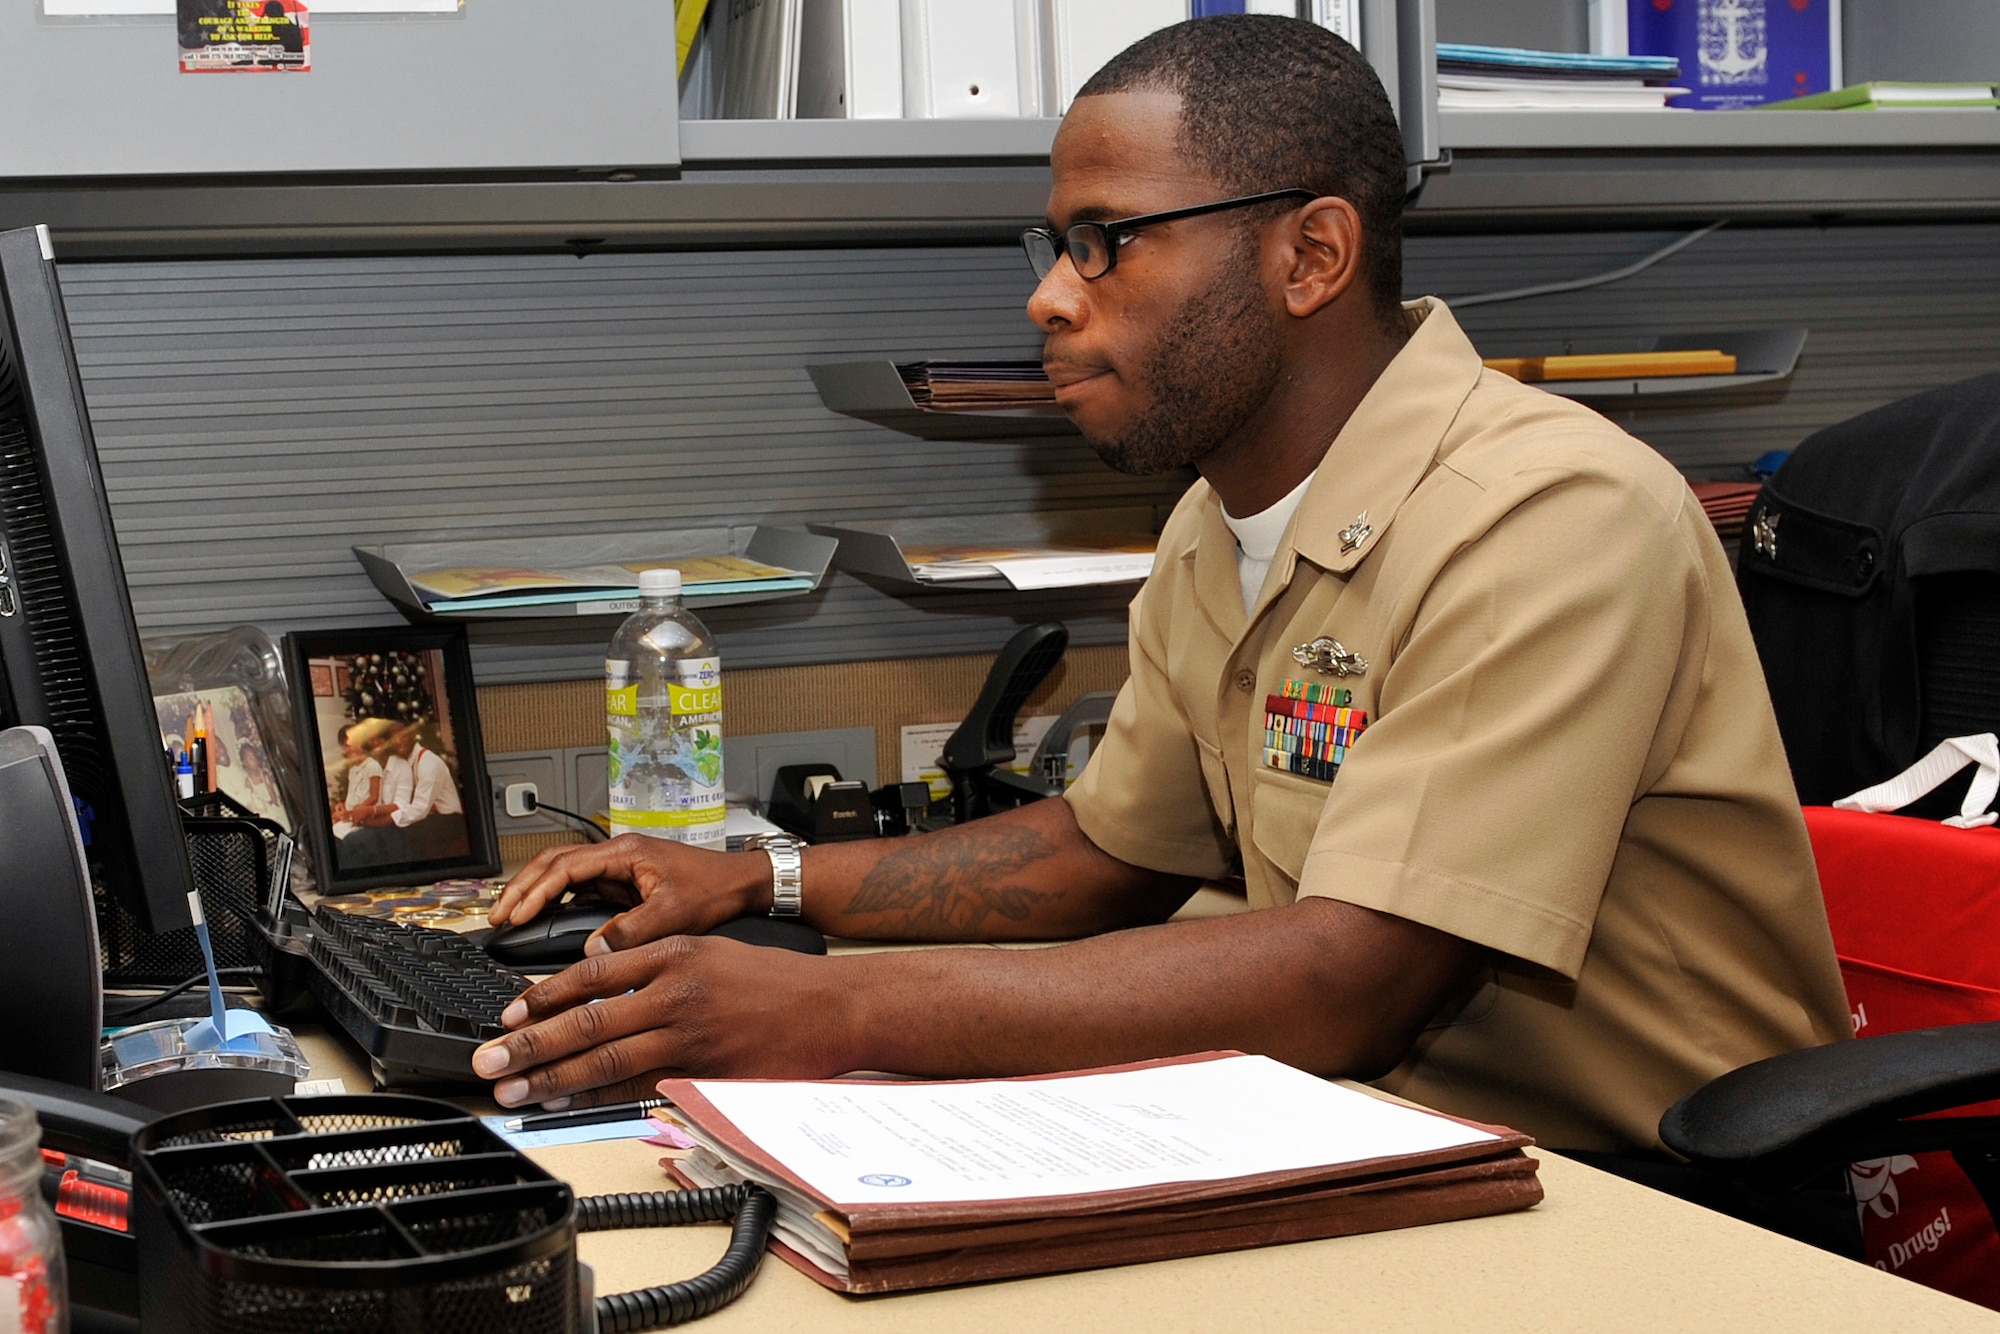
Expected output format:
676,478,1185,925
485,749,565,834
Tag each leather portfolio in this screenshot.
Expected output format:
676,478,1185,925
656,1051,1542,1294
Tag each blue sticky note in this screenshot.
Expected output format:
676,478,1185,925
185,1008,277,1053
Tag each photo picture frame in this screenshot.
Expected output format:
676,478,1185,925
281,624,499,894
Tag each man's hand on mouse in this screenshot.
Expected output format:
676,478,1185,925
470,934,849,1109
488,834,776,954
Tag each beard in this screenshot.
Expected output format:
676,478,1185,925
1081,239,1283,477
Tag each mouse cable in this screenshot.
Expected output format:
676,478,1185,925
522,791,611,842
103,966,263,1021
577,1183,778,1330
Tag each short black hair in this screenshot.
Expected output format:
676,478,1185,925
1077,15,1406,313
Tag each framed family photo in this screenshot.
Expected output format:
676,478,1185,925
282,624,500,894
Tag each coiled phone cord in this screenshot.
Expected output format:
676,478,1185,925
577,1184,779,1331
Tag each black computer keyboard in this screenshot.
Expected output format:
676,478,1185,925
304,907,529,1086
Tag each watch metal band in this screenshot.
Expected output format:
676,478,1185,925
756,837,804,918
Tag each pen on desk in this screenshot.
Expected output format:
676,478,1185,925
502,1097,672,1133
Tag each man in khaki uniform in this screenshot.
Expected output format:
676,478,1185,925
472,16,1849,1174
1065,292,1850,1152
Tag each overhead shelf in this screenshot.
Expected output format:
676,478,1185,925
808,362,1080,441
1438,109,2000,151
815,509,1164,594
679,117,1061,164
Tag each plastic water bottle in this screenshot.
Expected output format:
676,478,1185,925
605,568,725,847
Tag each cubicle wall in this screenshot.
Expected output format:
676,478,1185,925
0,1,677,177
56,221,2000,683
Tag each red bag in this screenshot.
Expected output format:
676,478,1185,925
1806,735,2000,1308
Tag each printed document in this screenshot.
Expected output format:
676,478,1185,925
689,1053,1497,1208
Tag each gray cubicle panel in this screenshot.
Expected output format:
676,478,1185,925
0,1,676,177
58,243,1176,683
52,225,2000,684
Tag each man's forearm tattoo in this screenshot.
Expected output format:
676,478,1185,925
846,823,1063,939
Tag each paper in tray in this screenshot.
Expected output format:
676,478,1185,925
410,554,814,612
354,526,838,620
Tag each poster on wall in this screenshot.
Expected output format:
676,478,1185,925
177,0,310,71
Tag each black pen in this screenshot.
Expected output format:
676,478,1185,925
502,1097,672,1133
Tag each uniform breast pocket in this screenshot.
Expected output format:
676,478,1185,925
1194,734,1236,839
1248,766,1334,888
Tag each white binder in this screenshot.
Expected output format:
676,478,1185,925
1039,0,1188,116
1308,0,1358,44
900,0,1028,119
721,0,803,120
798,0,905,119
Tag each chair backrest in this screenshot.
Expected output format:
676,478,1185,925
1739,372,2000,809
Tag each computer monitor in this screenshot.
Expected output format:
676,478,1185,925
0,224,196,934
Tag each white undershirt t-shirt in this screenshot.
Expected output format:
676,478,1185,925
1220,471,1317,614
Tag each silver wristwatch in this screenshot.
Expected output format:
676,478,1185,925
743,832,805,918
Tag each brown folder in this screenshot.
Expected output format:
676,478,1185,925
657,1052,1543,1295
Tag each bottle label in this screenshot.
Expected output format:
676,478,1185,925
606,655,725,847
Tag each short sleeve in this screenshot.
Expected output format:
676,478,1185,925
1300,470,1708,979
1066,580,1237,880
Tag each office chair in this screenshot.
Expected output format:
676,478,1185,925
1666,376,2000,1306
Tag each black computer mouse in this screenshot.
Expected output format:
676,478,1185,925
484,902,827,970
483,901,622,970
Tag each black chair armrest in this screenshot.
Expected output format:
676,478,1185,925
1661,1022,2000,1184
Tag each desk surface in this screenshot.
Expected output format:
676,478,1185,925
290,1025,2000,1332
537,1138,2000,1334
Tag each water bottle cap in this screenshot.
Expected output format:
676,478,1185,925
639,567,682,597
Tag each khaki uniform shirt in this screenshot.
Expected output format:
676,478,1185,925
1065,298,1851,1153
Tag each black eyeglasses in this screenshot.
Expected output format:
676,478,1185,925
1021,188,1318,281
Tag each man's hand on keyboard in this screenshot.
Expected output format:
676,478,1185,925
469,932,847,1109
487,834,773,952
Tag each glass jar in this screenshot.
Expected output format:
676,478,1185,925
0,1099,66,1334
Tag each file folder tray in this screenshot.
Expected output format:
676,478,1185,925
1524,328,1807,400
808,361,1081,440
813,508,1164,593
355,525,837,621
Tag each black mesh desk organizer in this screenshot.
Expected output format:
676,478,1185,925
98,792,286,986
307,907,531,1085
131,1093,779,1333
132,1093,577,1334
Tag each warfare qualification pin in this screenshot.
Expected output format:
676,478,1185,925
1293,636,1368,677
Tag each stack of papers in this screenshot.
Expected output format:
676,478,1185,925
898,539,1155,590
898,360,1056,410
657,1053,1541,1293
406,555,814,613
1691,481,1763,543
1437,43,1686,111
